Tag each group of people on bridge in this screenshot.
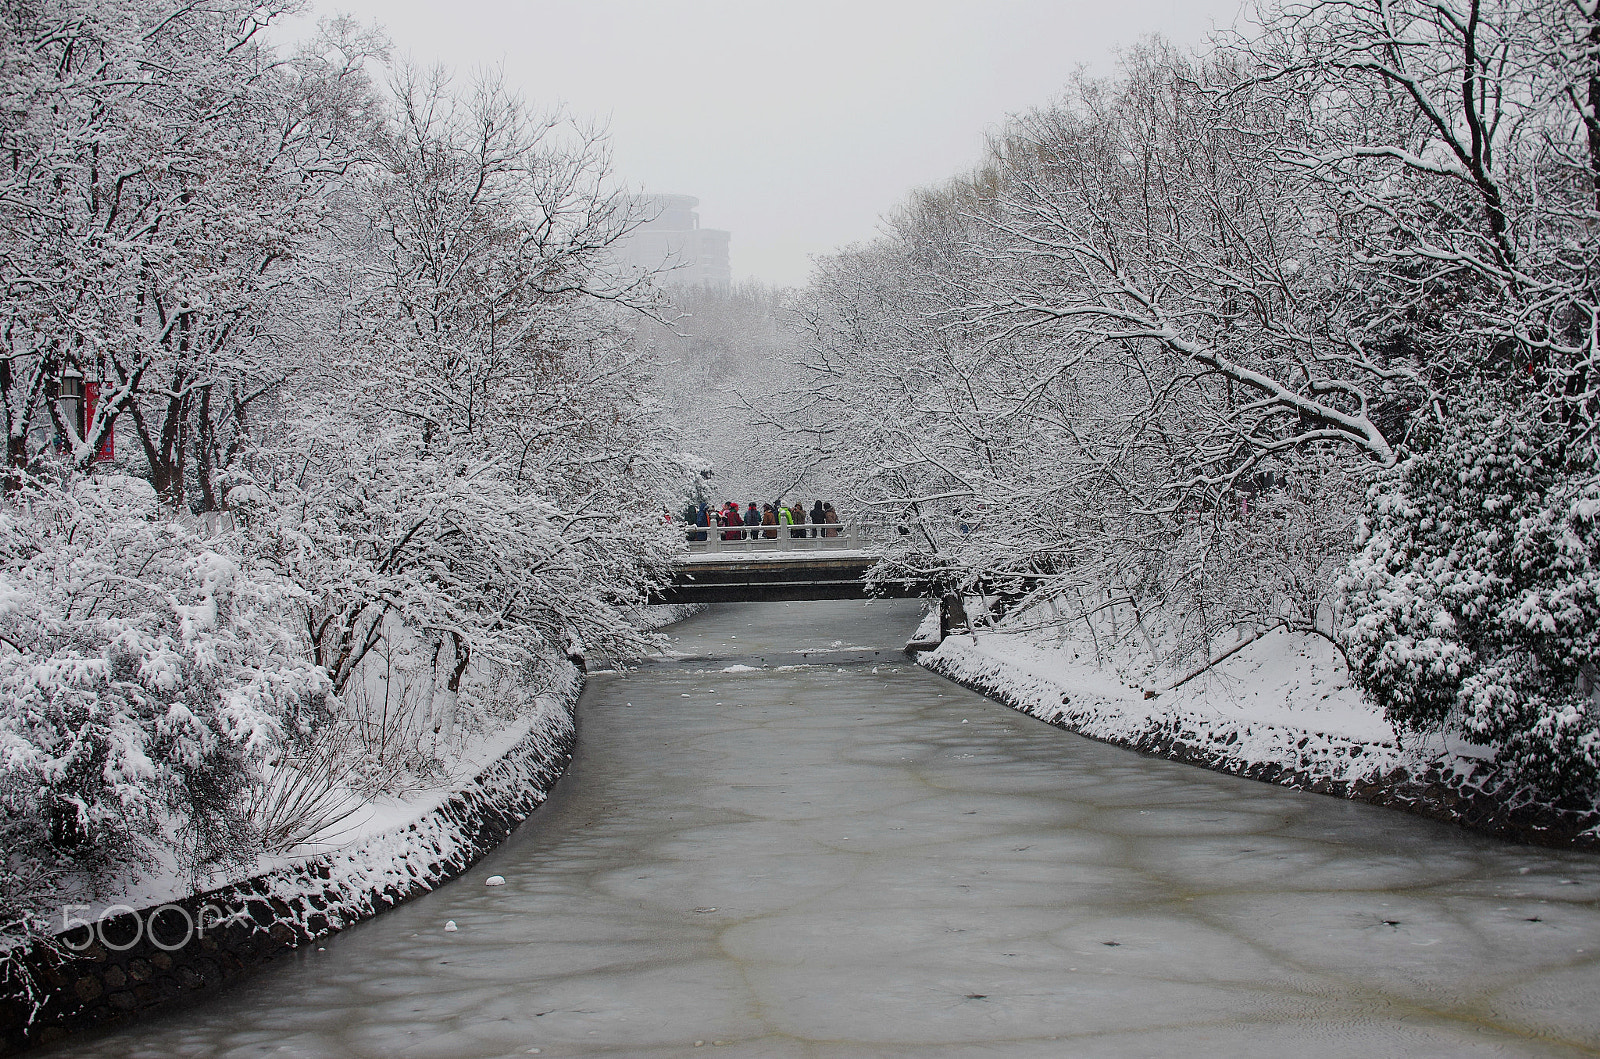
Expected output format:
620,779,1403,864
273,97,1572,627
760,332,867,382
685,500,841,542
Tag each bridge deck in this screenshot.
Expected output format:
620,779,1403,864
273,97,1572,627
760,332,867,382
654,551,929,604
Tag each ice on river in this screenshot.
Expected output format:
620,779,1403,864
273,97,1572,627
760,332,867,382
54,601,1600,1058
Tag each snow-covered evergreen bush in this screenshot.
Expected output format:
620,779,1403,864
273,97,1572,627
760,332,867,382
0,473,331,932
1343,406,1600,799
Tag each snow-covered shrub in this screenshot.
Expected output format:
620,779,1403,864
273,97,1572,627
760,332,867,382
337,633,446,796
1343,407,1600,799
247,723,364,854
0,473,331,927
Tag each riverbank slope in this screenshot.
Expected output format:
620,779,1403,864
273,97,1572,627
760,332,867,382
920,623,1600,851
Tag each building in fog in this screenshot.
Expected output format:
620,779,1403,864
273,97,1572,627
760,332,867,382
616,194,731,290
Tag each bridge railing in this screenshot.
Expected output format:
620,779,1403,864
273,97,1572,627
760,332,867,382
681,521,886,553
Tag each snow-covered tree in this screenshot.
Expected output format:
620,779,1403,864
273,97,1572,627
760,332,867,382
1266,0,1600,796
635,281,818,505
222,69,684,758
0,0,380,502
794,110,1368,670
799,1,1600,798
0,11,687,937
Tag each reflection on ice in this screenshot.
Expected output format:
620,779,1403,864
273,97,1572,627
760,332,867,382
56,601,1600,1058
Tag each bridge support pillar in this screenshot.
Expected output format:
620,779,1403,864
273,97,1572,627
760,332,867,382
938,591,968,641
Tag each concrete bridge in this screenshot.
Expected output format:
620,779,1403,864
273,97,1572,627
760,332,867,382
653,553,933,604
652,525,1043,647
653,522,920,604
652,552,931,604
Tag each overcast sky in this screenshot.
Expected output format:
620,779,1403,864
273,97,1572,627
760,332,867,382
276,1,1247,288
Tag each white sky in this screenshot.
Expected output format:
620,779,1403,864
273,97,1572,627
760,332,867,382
276,0,1247,288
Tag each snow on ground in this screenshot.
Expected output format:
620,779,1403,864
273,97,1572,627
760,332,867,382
629,602,709,631
971,625,1399,745
921,622,1466,792
918,613,1600,847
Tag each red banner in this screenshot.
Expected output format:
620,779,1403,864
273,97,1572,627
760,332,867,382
83,382,113,461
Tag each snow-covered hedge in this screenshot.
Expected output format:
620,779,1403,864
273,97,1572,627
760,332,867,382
0,474,333,942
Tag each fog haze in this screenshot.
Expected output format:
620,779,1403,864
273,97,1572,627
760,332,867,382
279,0,1247,287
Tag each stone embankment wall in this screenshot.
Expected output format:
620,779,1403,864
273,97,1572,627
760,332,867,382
0,674,580,1055
920,644,1600,852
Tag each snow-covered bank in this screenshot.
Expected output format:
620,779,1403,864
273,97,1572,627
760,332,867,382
920,629,1600,851
1,666,581,1055
630,602,709,632
70,672,578,923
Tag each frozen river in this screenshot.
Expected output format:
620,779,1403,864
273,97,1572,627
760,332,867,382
62,600,1600,1057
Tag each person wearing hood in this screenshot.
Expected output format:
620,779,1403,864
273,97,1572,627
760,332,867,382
811,500,825,538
